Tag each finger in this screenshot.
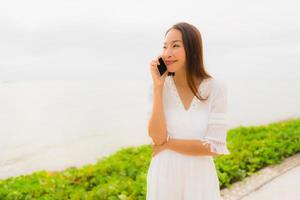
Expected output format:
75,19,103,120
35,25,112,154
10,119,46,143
157,55,163,61
152,60,159,66
150,61,156,66
156,56,161,63
152,62,160,69
151,59,159,65
150,64,158,72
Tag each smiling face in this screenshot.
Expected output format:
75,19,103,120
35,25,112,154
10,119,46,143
161,28,186,73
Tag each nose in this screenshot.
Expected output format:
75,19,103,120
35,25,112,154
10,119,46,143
162,47,172,59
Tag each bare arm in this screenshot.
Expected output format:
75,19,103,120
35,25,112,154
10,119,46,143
148,86,168,145
165,138,220,157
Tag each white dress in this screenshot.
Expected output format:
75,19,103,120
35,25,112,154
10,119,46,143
146,75,230,200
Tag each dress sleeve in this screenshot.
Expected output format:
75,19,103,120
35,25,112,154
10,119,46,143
202,80,230,155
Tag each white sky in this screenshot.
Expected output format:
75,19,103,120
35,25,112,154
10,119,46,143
0,0,299,80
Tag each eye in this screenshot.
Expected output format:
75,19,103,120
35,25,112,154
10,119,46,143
163,44,179,49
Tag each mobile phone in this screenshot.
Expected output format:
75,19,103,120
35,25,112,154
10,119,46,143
157,57,167,76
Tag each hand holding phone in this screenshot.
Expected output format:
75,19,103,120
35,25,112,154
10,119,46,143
157,57,167,76
149,56,169,88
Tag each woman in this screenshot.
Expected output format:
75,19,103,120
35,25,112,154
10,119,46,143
146,22,230,200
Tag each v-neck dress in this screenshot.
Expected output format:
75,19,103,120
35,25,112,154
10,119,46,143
146,75,230,200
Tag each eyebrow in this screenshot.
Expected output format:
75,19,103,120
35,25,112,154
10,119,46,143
163,40,182,45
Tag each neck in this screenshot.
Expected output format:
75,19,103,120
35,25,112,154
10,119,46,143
173,67,199,87
173,67,187,86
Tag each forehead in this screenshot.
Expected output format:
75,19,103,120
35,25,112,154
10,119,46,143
163,29,182,45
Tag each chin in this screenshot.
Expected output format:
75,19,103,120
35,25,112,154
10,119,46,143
167,66,176,72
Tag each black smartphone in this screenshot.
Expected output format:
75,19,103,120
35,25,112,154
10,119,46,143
157,57,167,76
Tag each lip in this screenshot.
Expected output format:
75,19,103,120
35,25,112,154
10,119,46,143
165,60,177,65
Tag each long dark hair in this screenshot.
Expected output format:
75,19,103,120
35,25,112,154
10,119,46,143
165,22,212,101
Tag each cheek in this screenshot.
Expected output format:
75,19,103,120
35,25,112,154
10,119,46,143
176,50,185,64
176,48,185,59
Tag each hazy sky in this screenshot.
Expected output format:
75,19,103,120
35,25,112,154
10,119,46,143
0,0,299,81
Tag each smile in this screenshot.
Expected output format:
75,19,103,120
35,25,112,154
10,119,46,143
165,61,177,65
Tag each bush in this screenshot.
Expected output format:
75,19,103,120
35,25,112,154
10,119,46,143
0,118,299,199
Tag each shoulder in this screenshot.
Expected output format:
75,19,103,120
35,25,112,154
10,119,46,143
202,77,227,99
211,78,227,92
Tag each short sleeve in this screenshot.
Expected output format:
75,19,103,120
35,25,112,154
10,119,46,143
202,80,230,155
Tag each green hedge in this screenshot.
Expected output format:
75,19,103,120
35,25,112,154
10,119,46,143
0,118,299,200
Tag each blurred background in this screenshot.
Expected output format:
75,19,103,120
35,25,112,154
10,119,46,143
0,0,299,179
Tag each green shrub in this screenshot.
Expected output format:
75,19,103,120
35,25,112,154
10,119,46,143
0,118,299,199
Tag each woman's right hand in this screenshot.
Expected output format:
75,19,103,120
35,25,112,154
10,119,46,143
152,142,168,157
149,56,168,89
